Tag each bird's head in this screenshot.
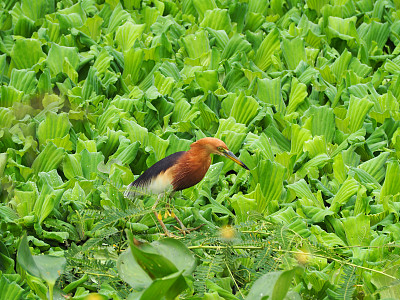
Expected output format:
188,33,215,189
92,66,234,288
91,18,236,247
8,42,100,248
191,138,250,170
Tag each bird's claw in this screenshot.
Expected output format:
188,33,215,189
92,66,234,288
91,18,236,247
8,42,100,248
173,224,205,236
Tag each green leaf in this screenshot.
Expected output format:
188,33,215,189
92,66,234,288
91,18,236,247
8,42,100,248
256,78,285,113
37,112,71,148
282,37,306,70
247,268,300,300
81,150,104,180
107,3,130,33
380,160,400,199
231,189,258,223
343,214,371,246
347,96,374,133
123,48,144,85
307,105,335,143
150,239,196,276
117,248,153,290
195,70,218,92
10,39,46,70
326,16,358,48
47,43,79,77
229,93,260,125
287,77,308,114
200,9,232,32
128,271,187,300
331,49,352,82
32,142,65,174
254,28,280,71
118,231,193,299
9,69,37,94
181,30,210,60
221,33,252,60
290,124,312,155
0,276,24,300
192,0,217,19
358,152,389,183
116,22,145,52
330,177,359,213
253,160,285,214
17,234,66,297
287,179,322,208
21,0,48,21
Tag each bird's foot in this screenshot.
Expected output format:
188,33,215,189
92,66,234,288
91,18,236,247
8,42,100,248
173,224,205,236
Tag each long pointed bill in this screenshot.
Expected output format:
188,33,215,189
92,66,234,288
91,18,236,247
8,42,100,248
224,151,250,170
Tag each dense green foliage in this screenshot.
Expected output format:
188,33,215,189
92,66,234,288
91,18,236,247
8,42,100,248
1,0,400,298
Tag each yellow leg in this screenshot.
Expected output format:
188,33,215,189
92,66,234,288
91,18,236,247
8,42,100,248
152,194,174,237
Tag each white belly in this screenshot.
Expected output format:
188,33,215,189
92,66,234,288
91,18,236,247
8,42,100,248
146,173,173,194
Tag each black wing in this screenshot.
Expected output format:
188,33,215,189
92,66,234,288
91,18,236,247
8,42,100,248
124,151,186,198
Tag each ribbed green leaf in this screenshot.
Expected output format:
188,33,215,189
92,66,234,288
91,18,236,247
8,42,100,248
306,0,330,14
62,153,83,180
282,37,306,70
200,8,232,32
109,141,140,165
358,152,389,183
0,276,24,300
47,43,79,77
291,125,312,155
37,112,71,148
287,179,322,208
181,30,210,60
347,95,374,133
32,142,65,174
10,39,46,70
308,105,335,143
123,48,144,85
254,28,280,71
106,3,130,34
253,160,286,213
380,160,400,199
116,22,145,52
287,77,308,114
192,0,217,19
358,21,390,52
0,86,23,107
93,48,113,77
343,214,371,246
81,150,104,180
331,49,352,82
256,77,285,113
296,154,331,179
56,8,85,33
229,93,259,125
221,33,252,59
9,69,36,95
246,133,274,161
97,105,122,135
82,66,102,100
326,16,358,48
304,136,326,158
330,177,359,212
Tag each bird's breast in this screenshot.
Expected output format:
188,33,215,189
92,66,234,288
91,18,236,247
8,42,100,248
171,154,211,191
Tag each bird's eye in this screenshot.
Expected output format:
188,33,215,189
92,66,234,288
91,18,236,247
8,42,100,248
218,146,224,152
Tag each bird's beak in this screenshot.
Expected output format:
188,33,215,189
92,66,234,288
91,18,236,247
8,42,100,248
223,150,250,170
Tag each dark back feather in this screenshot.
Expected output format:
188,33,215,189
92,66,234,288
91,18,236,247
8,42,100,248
124,151,186,198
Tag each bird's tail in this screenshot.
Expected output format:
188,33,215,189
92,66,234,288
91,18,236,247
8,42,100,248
124,182,151,199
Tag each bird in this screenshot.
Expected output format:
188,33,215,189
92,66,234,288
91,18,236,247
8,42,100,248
124,137,249,236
